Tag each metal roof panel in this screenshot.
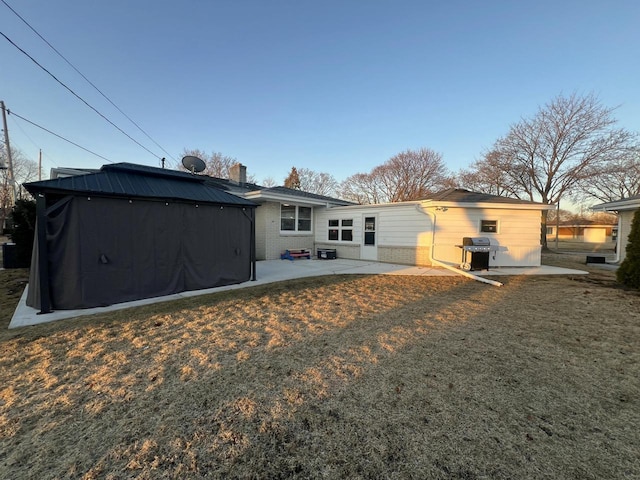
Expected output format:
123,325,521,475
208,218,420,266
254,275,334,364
25,163,256,207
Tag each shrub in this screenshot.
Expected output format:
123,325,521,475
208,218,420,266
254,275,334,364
7,199,36,268
616,208,640,289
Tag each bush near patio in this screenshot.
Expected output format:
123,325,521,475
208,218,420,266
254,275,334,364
6,199,36,268
617,209,640,289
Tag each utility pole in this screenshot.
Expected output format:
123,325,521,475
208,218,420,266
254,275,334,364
39,149,42,180
555,200,560,250
1,100,17,204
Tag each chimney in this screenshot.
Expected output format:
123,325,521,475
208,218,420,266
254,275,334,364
229,163,247,185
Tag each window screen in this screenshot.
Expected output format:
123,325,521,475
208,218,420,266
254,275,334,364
281,205,296,231
480,220,498,233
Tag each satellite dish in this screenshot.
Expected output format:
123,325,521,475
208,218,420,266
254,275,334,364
182,155,206,174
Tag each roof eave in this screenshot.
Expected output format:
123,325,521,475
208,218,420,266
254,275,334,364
24,184,257,208
422,200,554,210
592,200,640,211
244,190,347,206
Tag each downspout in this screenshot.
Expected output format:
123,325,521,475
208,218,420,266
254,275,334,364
240,206,257,281
610,211,621,264
416,205,503,287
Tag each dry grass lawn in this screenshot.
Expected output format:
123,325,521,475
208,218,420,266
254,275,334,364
0,247,638,479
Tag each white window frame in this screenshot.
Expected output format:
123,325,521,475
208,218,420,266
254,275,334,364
479,219,499,234
328,218,354,242
280,204,313,234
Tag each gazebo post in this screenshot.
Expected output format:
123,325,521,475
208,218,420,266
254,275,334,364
251,207,257,281
36,193,52,314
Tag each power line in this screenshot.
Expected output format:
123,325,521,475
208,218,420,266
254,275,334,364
9,114,60,167
0,29,163,161
1,0,177,163
8,109,114,163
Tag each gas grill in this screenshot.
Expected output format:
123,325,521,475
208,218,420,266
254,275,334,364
457,237,499,271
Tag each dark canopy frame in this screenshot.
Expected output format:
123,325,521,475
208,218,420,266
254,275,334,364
27,192,256,312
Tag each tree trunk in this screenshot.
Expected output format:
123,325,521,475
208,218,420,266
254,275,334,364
540,209,549,251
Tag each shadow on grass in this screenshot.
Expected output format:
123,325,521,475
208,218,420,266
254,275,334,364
1,273,638,479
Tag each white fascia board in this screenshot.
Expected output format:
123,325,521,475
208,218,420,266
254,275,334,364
323,199,552,212
243,190,336,207
421,201,555,211
323,201,422,212
592,198,640,211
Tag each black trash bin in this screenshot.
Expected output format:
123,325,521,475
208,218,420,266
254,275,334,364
2,242,18,269
317,248,337,260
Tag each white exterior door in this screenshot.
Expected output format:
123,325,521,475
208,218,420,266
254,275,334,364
360,215,378,260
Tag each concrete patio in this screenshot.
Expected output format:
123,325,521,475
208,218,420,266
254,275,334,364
8,258,588,328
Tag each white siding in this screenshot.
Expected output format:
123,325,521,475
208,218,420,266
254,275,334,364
618,210,636,262
315,203,544,267
376,206,432,247
429,207,542,267
315,209,363,246
315,204,433,263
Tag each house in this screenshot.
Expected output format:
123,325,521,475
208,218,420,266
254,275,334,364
592,195,640,262
545,220,617,243
23,163,257,312
197,168,550,268
314,189,555,268
46,162,354,261
41,164,552,273
189,164,354,260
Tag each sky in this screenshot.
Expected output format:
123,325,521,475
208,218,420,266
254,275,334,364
1,0,639,185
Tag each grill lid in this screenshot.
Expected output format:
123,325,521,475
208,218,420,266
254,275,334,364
462,237,491,246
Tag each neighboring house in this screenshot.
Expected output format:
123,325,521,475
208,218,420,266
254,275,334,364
24,163,257,312
592,195,640,262
314,189,555,268
545,221,617,243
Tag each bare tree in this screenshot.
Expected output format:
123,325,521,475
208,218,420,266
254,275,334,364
260,176,277,188
339,148,449,204
339,172,384,205
177,149,236,178
547,208,616,224
572,147,640,204
481,93,635,248
296,168,338,196
1,146,38,230
177,149,257,182
456,150,526,198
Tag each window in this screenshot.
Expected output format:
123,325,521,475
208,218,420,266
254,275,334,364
281,205,312,232
281,205,296,231
328,218,353,242
298,207,312,231
364,216,376,245
329,219,339,240
480,220,498,233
